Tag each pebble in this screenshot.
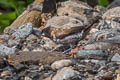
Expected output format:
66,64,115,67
39,65,44,72
0,57,5,68
13,64,25,71
0,35,9,44
84,42,113,50
0,1,120,80
23,48,29,51
51,59,74,70
76,50,107,59
24,76,32,80
4,27,17,35
40,38,57,50
97,20,120,29
103,7,120,20
26,34,38,41
0,44,16,56
12,23,33,39
32,48,43,52
8,39,20,47
117,74,120,80
43,75,53,80
111,53,120,64
52,67,80,80
27,72,40,79
80,59,106,66
1,70,11,77
95,71,114,80
107,0,120,9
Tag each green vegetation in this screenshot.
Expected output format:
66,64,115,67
0,0,33,32
98,0,109,7
0,0,110,32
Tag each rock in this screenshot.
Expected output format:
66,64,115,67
1,70,11,77
103,7,120,20
0,44,16,56
24,76,32,80
29,65,39,70
41,15,99,48
85,28,120,44
117,74,120,80
57,0,93,17
27,72,40,80
111,53,120,64
0,35,9,44
95,71,114,80
107,62,119,72
4,27,17,35
52,67,80,80
80,60,106,66
115,68,120,74
76,50,107,59
40,37,57,50
32,48,43,52
94,5,107,15
51,59,74,70
13,64,26,71
107,0,120,9
7,51,70,69
84,42,113,50
97,20,120,29
57,0,100,24
23,48,29,51
8,39,20,47
43,75,53,80
12,23,33,39
39,65,44,72
26,34,38,41
0,57,6,68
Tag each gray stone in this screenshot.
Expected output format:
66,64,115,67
81,59,106,66
51,59,74,70
85,28,120,45
26,34,38,41
0,44,16,56
52,67,80,80
12,23,33,39
76,50,107,59
97,20,120,30
8,39,20,47
4,27,17,35
107,0,120,9
84,42,113,50
103,7,120,20
111,53,120,64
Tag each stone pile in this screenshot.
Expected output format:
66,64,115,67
0,0,120,80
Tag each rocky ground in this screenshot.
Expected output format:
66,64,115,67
0,0,120,80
